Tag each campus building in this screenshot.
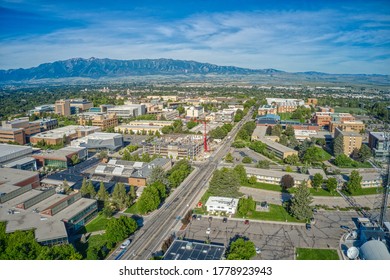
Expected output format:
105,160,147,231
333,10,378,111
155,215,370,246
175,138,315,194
107,104,146,118
334,127,363,156
71,132,123,151
245,167,311,188
79,113,118,130
257,105,277,116
55,99,71,116
32,147,87,169
368,132,390,161
205,196,239,215
329,121,365,133
0,127,25,145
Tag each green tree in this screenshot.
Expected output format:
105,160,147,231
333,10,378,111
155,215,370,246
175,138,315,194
333,135,344,157
285,166,293,172
112,183,130,210
150,181,167,199
284,125,295,137
208,168,241,198
226,238,256,260
357,144,372,162
225,152,234,163
345,170,362,194
177,105,185,115
186,120,198,130
312,173,324,191
87,180,96,198
289,181,313,220
62,179,71,194
237,196,256,217
248,175,257,185
271,124,282,137
234,164,247,184
105,216,138,243
284,154,299,165
148,166,168,185
129,185,136,200
326,177,338,194
71,154,80,165
137,186,161,214
242,156,252,164
97,150,108,160
97,181,109,201
80,178,89,197
281,174,294,190
256,160,270,169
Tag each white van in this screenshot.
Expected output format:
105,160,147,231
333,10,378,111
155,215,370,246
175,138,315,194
120,239,131,249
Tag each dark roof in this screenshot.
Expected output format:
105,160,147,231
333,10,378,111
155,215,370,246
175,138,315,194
47,173,84,183
164,240,225,260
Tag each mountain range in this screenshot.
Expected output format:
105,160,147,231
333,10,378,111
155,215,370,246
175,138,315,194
0,57,389,86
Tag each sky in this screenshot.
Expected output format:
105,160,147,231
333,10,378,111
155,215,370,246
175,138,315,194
0,0,389,74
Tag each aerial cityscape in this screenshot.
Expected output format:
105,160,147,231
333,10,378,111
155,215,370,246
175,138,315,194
0,0,389,264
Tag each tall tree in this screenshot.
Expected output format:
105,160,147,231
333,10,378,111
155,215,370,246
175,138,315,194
289,181,313,220
148,166,168,185
234,164,248,185
208,168,241,198
345,170,362,194
225,152,234,163
271,124,282,137
105,216,138,243
237,196,256,217
226,238,256,260
333,135,344,157
112,183,129,210
80,177,89,197
87,180,96,198
281,174,295,190
137,186,161,214
284,125,295,137
97,181,109,201
326,177,338,194
312,173,324,191
357,144,372,162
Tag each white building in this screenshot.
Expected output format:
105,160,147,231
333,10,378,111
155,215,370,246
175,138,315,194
205,196,239,214
70,132,123,151
107,104,146,118
186,106,204,118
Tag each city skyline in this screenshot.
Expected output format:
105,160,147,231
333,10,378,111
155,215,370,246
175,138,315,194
0,0,389,74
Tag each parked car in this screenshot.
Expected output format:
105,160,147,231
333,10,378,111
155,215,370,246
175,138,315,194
120,239,131,249
208,217,213,222
305,223,311,231
244,219,249,225
206,227,211,235
197,215,202,220
192,214,197,220
255,247,261,254
340,225,350,231
310,218,316,225
223,217,228,223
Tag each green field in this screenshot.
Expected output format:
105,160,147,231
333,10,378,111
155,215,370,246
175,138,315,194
333,107,366,114
243,182,340,197
235,204,303,223
75,234,113,260
342,187,382,196
296,248,339,260
85,213,110,232
317,149,332,161
124,203,140,214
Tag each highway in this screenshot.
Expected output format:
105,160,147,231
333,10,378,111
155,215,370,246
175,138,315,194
111,107,254,260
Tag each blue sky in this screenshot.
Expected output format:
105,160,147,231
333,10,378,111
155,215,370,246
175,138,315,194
0,0,389,74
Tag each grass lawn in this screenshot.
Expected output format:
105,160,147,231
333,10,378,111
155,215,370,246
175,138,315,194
333,107,366,114
244,182,340,197
317,149,332,161
296,248,339,260
334,161,372,168
343,187,382,196
124,203,140,214
85,213,110,232
75,234,113,260
236,204,303,223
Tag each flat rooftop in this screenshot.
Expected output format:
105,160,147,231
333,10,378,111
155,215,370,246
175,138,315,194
31,125,100,139
0,168,38,185
3,157,36,168
245,167,311,181
0,144,32,160
164,240,225,260
55,197,96,221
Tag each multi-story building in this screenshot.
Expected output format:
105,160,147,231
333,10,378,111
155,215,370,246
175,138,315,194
313,112,355,127
257,105,277,116
0,127,25,145
245,167,311,187
318,106,335,113
215,110,234,123
29,104,55,116
1,118,41,137
30,118,58,132
368,132,390,161
30,125,100,146
0,144,33,166
69,99,93,112
55,99,71,116
186,106,204,118
306,98,318,106
107,104,146,118
0,168,97,245
329,121,365,133
79,113,118,130
334,127,363,156
205,196,239,215
160,109,179,120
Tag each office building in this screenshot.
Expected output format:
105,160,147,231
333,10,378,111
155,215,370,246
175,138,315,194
368,132,390,161
69,99,93,112
107,104,146,118
0,144,33,165
29,104,55,115
186,106,204,118
30,118,58,132
79,113,118,130
0,127,25,145
205,196,239,215
55,99,71,116
32,147,87,169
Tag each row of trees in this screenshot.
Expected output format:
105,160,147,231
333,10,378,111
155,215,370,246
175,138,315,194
122,151,159,162
209,123,233,139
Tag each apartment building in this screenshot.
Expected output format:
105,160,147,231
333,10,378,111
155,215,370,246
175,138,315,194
313,112,355,127
257,105,277,116
334,127,363,156
329,121,365,133
245,167,311,187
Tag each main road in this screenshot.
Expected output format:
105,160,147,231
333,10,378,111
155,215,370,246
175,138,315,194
111,108,255,260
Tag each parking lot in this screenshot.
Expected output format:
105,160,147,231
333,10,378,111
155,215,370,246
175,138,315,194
179,211,358,260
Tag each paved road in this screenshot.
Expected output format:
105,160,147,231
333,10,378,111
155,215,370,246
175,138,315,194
240,186,384,208
179,211,357,260
112,107,255,260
